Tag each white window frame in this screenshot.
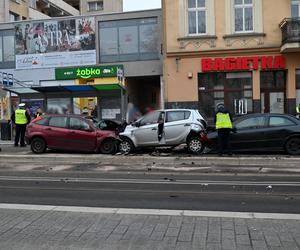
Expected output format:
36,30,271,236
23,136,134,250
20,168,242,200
292,0,300,17
234,0,254,33
88,1,104,12
187,0,207,36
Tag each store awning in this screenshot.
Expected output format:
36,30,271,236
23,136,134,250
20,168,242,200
3,84,125,99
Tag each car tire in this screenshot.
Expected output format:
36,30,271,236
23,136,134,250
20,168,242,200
31,137,46,154
119,138,135,154
285,137,300,155
100,139,117,154
187,137,204,154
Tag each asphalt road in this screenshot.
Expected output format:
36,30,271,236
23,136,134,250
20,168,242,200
0,171,299,214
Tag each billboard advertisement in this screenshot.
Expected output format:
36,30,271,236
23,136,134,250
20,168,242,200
15,17,96,69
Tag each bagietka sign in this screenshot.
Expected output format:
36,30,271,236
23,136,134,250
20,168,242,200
201,56,285,72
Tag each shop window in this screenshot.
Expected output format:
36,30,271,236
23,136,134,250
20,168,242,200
99,18,159,63
234,0,253,32
260,71,285,90
198,72,253,119
188,0,207,35
88,1,103,11
292,0,300,17
0,30,15,68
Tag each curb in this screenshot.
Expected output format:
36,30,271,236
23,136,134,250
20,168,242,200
0,153,300,168
0,203,300,220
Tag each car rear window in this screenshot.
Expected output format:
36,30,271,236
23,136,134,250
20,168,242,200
166,111,190,122
48,117,67,128
269,117,296,127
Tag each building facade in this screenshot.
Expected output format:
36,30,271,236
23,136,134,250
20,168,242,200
0,9,162,121
163,0,300,122
80,0,123,15
0,0,80,22
0,0,123,23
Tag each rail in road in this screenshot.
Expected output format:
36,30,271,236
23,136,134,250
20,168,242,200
0,173,299,214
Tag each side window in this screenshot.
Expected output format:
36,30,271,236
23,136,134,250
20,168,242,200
34,117,48,126
139,112,160,126
269,117,295,127
166,111,190,123
48,117,67,128
235,116,265,129
69,118,90,130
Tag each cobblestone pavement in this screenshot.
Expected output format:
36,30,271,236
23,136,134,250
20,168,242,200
0,208,299,250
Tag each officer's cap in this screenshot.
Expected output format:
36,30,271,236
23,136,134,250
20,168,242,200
18,103,26,108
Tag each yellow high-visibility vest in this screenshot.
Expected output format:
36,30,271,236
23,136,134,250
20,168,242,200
15,109,28,125
296,106,300,113
216,113,233,129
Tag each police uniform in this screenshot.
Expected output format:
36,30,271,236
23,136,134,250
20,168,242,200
296,104,300,119
11,104,31,147
215,105,233,156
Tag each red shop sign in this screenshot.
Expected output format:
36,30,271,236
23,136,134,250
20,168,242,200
201,56,286,72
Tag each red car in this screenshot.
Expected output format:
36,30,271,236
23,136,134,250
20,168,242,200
25,114,120,154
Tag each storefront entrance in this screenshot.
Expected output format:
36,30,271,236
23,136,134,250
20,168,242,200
126,76,161,114
260,71,286,114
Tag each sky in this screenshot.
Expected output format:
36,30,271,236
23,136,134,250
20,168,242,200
123,0,161,12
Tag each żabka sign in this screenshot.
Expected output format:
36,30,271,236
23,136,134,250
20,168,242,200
201,56,286,72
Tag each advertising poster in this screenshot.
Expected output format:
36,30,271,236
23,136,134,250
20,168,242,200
15,17,96,69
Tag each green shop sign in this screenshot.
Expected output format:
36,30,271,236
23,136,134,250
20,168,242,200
55,65,124,80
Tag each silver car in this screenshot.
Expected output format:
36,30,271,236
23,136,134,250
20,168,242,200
119,109,207,154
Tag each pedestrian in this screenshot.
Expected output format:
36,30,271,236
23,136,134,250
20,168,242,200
11,103,31,147
34,108,44,118
214,103,233,156
296,103,300,119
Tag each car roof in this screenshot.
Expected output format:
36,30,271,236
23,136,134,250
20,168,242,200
236,113,300,122
154,109,198,112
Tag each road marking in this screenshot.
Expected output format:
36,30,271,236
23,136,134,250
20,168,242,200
0,203,299,220
0,176,300,186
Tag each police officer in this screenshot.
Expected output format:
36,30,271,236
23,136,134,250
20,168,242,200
214,103,233,156
11,103,31,147
296,103,300,119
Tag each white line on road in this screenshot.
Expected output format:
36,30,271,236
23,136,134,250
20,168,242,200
0,203,299,220
0,176,300,186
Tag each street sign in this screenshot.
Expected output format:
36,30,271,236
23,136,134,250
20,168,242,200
55,65,124,80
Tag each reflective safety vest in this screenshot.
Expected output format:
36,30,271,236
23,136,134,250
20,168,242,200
216,112,233,129
15,109,28,125
297,106,300,113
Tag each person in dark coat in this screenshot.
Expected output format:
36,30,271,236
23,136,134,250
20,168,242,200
11,103,31,147
214,103,233,156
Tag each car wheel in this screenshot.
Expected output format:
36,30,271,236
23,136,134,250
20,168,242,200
285,137,300,155
187,137,204,154
31,137,46,154
119,138,135,154
100,139,117,154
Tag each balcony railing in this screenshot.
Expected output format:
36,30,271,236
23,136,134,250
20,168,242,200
280,18,300,44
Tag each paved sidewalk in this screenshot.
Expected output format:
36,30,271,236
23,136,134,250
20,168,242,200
0,205,299,250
